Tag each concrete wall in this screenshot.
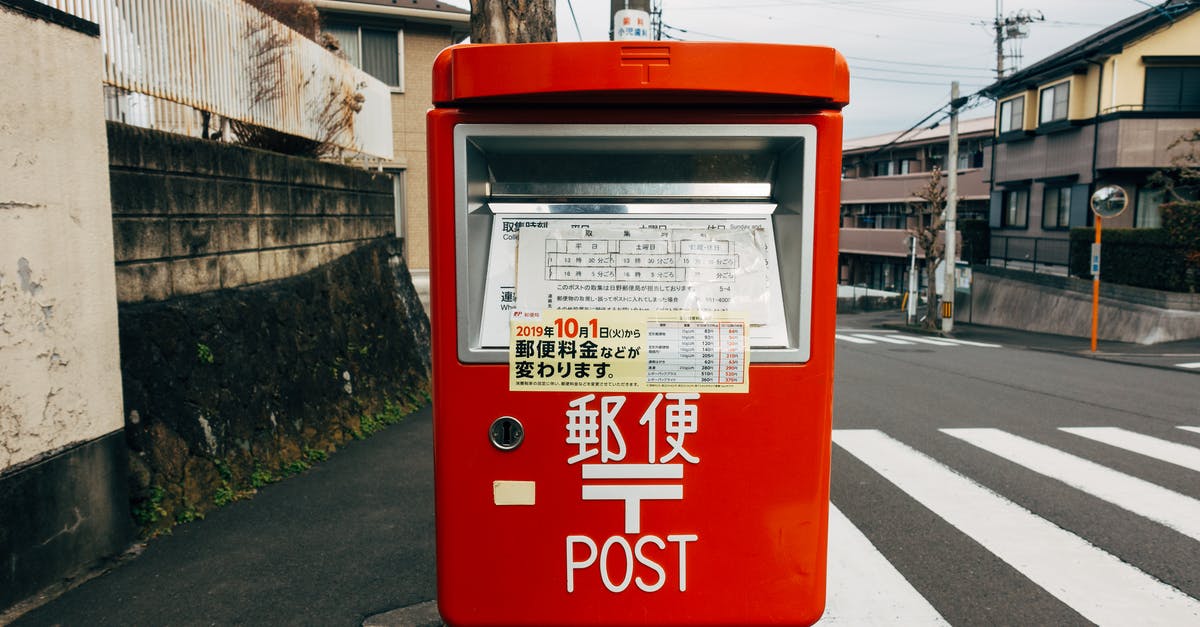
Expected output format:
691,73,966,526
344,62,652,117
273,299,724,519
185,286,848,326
0,0,131,611
966,267,1200,344
108,123,395,303
0,3,123,476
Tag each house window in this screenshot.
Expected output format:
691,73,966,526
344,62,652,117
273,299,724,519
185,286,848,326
1002,189,1029,228
326,24,403,89
1038,82,1070,125
957,149,984,170
1136,186,1163,228
1042,185,1071,229
873,161,894,177
1144,67,1200,112
999,96,1024,133
898,159,914,175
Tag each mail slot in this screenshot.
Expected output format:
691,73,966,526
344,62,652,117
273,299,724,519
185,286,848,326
427,41,848,626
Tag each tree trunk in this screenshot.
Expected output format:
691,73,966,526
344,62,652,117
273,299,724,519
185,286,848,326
924,259,940,329
471,0,556,43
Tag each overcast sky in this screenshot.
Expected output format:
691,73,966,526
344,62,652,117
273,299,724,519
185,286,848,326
442,1,1154,139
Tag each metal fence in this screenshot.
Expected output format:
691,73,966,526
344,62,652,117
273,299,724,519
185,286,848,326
988,235,1071,276
39,0,393,159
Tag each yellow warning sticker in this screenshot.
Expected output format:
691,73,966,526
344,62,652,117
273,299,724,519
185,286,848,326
509,310,748,393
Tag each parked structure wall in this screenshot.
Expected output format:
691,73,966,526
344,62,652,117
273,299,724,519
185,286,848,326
0,0,131,611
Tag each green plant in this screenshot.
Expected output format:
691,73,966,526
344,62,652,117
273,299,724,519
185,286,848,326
196,342,214,365
132,486,168,526
355,399,409,438
214,459,232,482
250,466,276,489
280,459,311,477
304,447,328,463
175,507,203,524
214,485,235,507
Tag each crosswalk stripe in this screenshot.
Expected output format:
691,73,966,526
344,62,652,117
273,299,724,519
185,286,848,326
1179,426,1200,435
943,428,1200,542
820,504,949,625
938,338,1003,348
1060,427,1200,473
835,334,875,344
833,429,1200,625
850,334,915,345
1177,362,1200,369
892,334,958,346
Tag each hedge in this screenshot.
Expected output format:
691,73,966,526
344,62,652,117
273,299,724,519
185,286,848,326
1068,227,1191,291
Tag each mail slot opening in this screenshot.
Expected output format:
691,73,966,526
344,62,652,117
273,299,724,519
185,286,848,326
454,124,818,364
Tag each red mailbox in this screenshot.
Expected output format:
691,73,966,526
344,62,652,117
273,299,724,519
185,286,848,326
427,42,848,626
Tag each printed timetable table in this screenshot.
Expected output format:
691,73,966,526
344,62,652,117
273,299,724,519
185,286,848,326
646,320,746,385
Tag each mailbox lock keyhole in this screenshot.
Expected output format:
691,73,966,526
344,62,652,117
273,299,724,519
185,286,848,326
489,416,524,451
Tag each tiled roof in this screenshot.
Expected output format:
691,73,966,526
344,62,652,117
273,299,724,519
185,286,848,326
982,0,1200,97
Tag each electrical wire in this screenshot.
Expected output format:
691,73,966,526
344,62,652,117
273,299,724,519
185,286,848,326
565,0,582,41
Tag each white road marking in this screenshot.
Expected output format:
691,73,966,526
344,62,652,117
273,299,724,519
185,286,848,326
1179,426,1200,435
1177,362,1200,369
892,334,958,346
939,338,1003,348
833,429,1200,625
944,428,1200,542
851,334,915,345
835,334,876,344
1060,427,1200,474
819,504,949,625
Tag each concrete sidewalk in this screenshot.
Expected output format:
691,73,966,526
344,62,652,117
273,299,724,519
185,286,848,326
838,309,1200,373
10,405,438,627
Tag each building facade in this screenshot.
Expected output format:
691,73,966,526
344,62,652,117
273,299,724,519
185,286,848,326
840,117,993,293
983,0,1200,273
316,0,468,291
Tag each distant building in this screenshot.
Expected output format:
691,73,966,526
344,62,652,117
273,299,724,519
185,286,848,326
982,0,1200,273
316,0,469,295
839,117,993,293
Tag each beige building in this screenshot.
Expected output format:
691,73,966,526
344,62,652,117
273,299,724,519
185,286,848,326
983,0,1200,270
315,0,469,296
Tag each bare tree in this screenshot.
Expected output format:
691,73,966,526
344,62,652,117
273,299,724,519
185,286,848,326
908,168,948,329
471,0,556,43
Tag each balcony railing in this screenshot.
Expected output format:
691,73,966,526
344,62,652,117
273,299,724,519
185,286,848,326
39,0,393,159
988,235,1070,276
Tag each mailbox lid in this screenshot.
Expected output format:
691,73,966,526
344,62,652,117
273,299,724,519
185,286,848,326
432,41,849,107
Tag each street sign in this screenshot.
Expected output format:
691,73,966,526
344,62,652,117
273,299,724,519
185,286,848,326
1090,243,1101,276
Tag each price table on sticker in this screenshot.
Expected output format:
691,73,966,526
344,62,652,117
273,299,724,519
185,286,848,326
646,321,746,385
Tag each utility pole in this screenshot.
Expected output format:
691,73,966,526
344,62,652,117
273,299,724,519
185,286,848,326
942,82,961,333
989,3,1043,80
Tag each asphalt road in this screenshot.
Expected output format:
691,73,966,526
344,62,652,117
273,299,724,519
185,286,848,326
828,329,1200,625
10,321,1200,626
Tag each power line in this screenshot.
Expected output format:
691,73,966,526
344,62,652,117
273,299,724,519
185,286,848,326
851,64,994,79
845,55,994,72
660,23,739,41
852,74,989,88
565,0,582,41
